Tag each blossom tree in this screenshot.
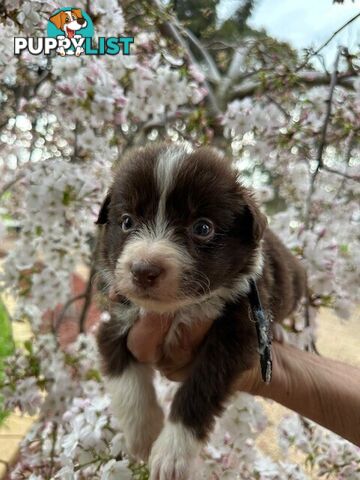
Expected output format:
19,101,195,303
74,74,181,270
0,0,359,478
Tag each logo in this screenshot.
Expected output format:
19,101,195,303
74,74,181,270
14,7,134,57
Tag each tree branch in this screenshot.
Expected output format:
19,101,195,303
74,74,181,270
229,70,356,102
150,0,221,115
322,165,360,182
142,108,192,134
78,265,96,334
297,12,360,71
203,39,237,51
265,94,291,119
54,293,87,331
180,27,221,83
315,52,342,169
218,48,246,106
304,49,342,229
0,171,26,197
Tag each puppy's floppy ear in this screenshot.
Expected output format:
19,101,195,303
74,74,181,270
96,193,112,225
237,190,268,243
246,197,268,242
49,11,66,30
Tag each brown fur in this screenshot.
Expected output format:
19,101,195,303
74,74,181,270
49,9,84,31
96,143,307,442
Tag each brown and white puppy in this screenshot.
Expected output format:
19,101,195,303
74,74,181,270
96,143,306,480
49,9,87,56
49,9,87,38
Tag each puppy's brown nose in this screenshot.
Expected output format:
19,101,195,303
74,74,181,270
131,262,163,288
77,17,86,25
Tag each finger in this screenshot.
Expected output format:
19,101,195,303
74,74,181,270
127,313,173,363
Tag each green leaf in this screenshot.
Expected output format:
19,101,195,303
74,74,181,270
24,339,33,354
85,369,101,382
0,298,14,359
339,244,349,255
0,297,14,425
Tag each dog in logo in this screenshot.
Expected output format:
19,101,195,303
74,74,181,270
49,9,87,56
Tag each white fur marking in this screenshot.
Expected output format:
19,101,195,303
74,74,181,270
149,421,201,480
114,236,193,312
154,143,193,238
106,364,164,461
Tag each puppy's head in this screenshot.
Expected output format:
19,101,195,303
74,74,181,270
49,9,87,38
97,144,267,312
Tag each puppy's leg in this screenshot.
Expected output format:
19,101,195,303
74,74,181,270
56,35,66,56
97,318,164,461
106,364,164,460
149,300,257,480
74,35,84,56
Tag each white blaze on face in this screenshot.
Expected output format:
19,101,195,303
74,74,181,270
115,144,194,311
154,143,193,237
115,237,192,307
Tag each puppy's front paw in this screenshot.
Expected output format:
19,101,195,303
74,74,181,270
149,422,201,480
75,47,84,56
125,403,164,461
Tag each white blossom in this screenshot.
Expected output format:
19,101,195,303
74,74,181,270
101,459,132,480
1,1,359,478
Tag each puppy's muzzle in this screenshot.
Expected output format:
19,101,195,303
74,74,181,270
130,261,164,289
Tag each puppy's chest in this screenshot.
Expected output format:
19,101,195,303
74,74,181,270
161,299,224,353
114,298,224,352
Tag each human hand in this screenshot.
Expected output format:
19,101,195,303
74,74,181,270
122,300,360,445
127,313,264,391
125,308,360,446
127,314,215,381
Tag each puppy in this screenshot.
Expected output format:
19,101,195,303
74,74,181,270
96,143,307,480
49,9,87,56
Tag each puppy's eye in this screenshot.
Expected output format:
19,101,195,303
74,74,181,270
65,18,70,23
120,214,136,232
191,218,215,240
